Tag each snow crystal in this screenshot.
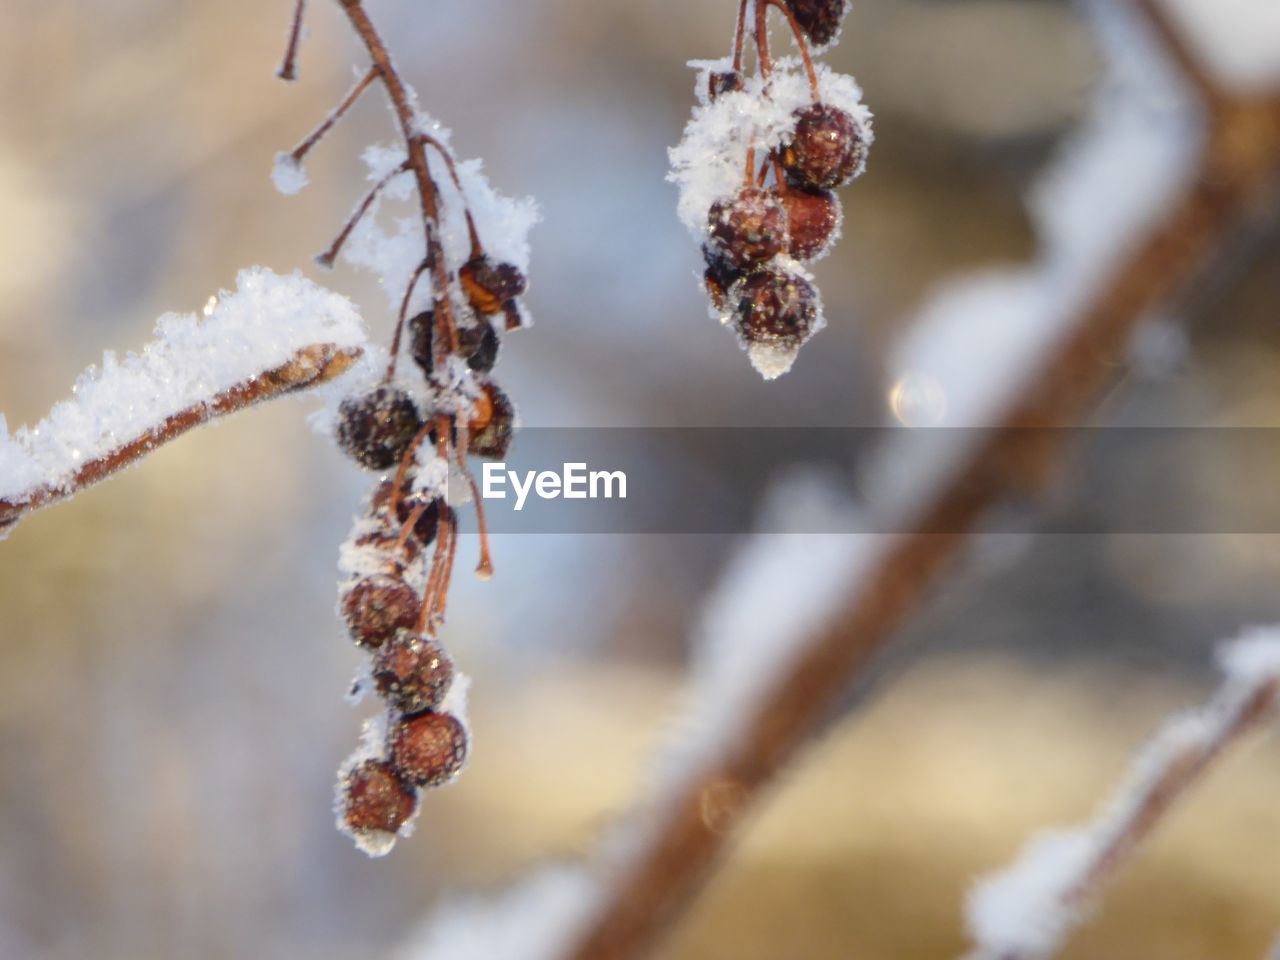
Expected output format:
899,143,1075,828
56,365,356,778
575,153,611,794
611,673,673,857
0,267,366,503
271,153,309,195
392,864,599,960
669,57,873,237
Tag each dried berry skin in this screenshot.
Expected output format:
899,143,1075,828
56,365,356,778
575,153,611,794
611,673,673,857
702,245,745,312
459,320,500,373
388,711,468,787
779,186,841,260
373,631,454,714
466,382,515,460
341,759,417,836
784,0,848,47
341,574,421,649
706,187,788,270
731,267,819,348
336,387,424,471
408,310,435,376
782,104,867,190
460,257,526,316
708,70,743,101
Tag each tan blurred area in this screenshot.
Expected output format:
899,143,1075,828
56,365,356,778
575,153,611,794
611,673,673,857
1,2,1279,959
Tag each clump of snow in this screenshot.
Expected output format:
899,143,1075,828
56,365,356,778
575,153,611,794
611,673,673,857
746,342,801,380
669,57,872,237
1218,625,1280,685
0,267,366,503
271,152,310,195
1160,0,1280,93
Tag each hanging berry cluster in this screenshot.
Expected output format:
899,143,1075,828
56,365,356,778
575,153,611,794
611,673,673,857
670,0,872,379
273,0,537,856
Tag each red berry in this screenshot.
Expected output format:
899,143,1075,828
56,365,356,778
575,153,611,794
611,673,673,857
707,187,788,270
335,387,424,471
341,575,421,649
466,382,515,460
388,712,468,787
731,267,819,349
779,185,841,260
784,0,848,47
340,759,417,837
372,631,454,714
782,104,867,190
460,256,526,316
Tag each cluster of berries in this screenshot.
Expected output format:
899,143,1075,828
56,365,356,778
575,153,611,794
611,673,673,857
671,0,872,378
272,0,533,854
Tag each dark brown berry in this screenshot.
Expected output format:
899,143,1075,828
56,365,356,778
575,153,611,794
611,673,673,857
731,267,819,349
779,185,841,260
372,631,454,714
335,387,424,471
466,382,515,460
784,0,848,47
408,310,435,376
341,759,417,837
388,711,467,787
708,70,743,101
782,103,867,190
501,301,524,331
460,256,526,316
702,245,745,312
341,575,421,649
371,481,442,548
459,320,500,373
707,187,788,270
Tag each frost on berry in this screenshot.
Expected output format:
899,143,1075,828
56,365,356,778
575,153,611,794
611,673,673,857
460,256,527,317
779,185,841,261
339,758,418,855
371,480,441,548
784,0,849,48
373,631,455,714
467,382,515,460
335,386,424,470
707,187,789,270
341,574,422,649
782,103,868,190
388,711,468,787
731,266,821,379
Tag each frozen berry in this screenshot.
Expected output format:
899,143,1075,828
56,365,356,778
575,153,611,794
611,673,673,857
340,759,417,837
372,631,454,714
341,574,421,649
459,320,500,373
335,387,424,471
702,245,745,312
782,103,867,190
784,0,848,47
460,256,526,316
708,70,743,101
371,481,442,547
779,185,841,260
731,267,819,348
388,711,467,787
706,187,788,270
408,310,435,376
466,382,515,460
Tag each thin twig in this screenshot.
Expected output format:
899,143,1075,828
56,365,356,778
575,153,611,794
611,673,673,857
565,6,1280,959
286,65,378,165
277,0,307,80
315,159,410,268
0,343,362,532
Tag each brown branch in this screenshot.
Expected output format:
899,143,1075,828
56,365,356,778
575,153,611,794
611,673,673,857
286,65,379,165
315,158,410,268
0,343,362,534
565,15,1280,960
277,0,307,81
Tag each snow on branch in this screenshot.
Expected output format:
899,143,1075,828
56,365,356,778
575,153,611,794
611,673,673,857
0,267,366,535
965,628,1280,960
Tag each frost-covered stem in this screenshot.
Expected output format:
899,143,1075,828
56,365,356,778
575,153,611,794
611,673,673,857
0,343,362,532
764,0,819,97
753,0,772,79
386,258,430,382
277,0,307,80
287,65,378,165
316,159,410,268
732,0,750,73
418,132,483,257
333,0,461,362
566,32,1280,960
1132,0,1222,105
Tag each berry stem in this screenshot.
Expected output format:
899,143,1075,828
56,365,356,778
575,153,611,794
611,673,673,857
386,257,431,382
753,0,772,79
454,446,494,580
276,0,307,81
315,159,410,268
286,65,379,165
764,0,820,98
731,0,751,74
417,132,483,258
388,420,435,520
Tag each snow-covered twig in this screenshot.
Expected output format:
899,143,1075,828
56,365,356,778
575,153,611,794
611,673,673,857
0,268,365,537
965,628,1280,960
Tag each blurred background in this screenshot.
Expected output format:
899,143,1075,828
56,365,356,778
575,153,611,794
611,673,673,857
1,1,1278,958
